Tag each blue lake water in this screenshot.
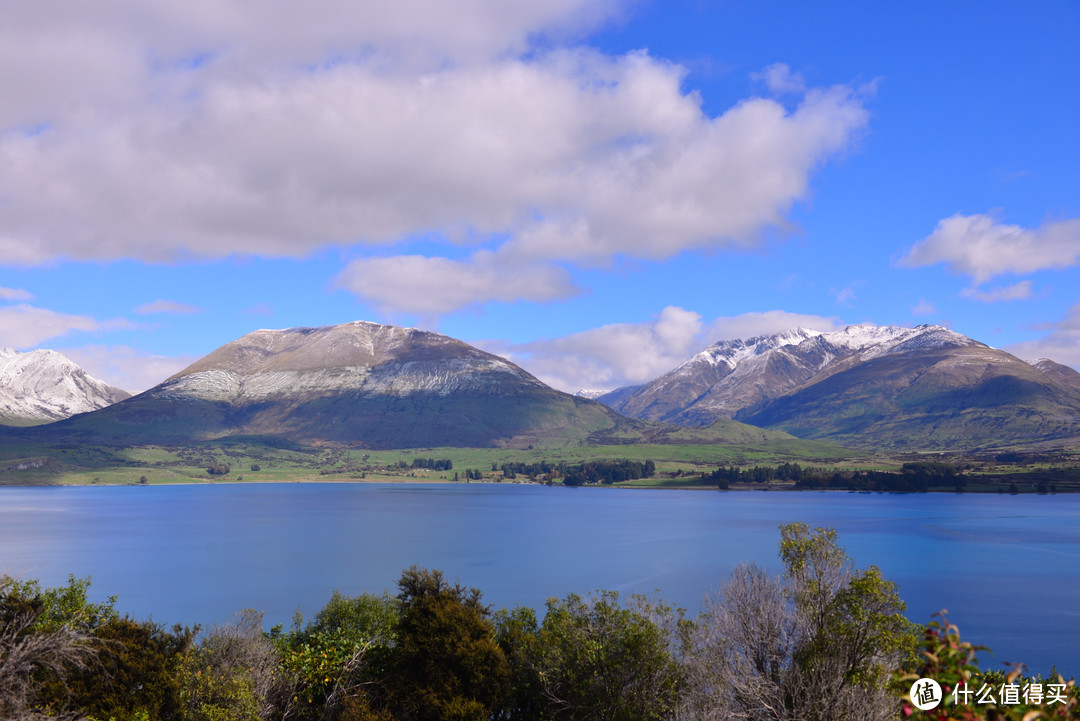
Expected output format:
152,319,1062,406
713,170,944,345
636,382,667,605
2,483,1078,674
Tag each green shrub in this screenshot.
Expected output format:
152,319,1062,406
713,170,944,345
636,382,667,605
180,610,282,721
276,591,397,720
387,566,510,721
534,590,683,721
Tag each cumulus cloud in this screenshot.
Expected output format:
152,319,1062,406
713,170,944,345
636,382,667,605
482,307,843,393
135,299,202,315
899,213,1080,284
500,80,870,264
0,286,33,301
1,53,869,273
0,1,871,318
57,345,200,393
0,304,133,349
1005,301,1080,369
335,252,581,315
753,63,806,95
705,310,842,341
482,306,704,392
960,280,1033,303
0,0,626,130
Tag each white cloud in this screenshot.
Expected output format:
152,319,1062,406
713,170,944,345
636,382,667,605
899,213,1080,284
0,304,133,349
482,306,703,392
753,63,806,95
0,286,33,301
1005,301,1080,369
135,299,202,315
0,2,873,318
481,307,843,393
705,310,842,341
335,252,581,315
0,1,870,320
912,299,937,316
960,280,1033,303
1,52,869,275
500,80,870,264
0,0,627,130
57,345,199,393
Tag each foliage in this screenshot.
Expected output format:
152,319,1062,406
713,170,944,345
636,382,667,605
896,611,1080,720
561,459,656,485
490,459,655,484
411,458,454,471
180,610,283,721
710,461,967,491
276,590,397,720
534,590,684,721
679,523,918,721
387,566,510,721
3,573,118,633
66,616,196,721
0,574,103,721
492,606,545,721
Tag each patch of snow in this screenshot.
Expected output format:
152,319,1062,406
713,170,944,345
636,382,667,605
158,323,545,403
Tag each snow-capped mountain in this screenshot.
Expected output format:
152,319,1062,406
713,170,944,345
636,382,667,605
0,348,131,425
599,324,1080,450
46,321,636,448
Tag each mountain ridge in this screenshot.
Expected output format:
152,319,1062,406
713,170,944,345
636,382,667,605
599,324,1080,450
23,320,792,451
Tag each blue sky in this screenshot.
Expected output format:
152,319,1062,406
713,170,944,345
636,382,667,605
1,0,1078,393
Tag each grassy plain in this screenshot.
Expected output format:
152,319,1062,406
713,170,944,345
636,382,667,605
0,435,860,486
2,435,1079,492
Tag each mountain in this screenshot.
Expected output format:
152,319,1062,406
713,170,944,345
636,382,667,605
0,348,131,426
37,321,649,449
1030,358,1080,394
599,324,1080,450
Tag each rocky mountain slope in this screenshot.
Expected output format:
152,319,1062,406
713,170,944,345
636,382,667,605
41,321,645,449
0,348,131,426
599,324,1080,450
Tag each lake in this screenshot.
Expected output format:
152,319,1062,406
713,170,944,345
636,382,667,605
2,483,1078,674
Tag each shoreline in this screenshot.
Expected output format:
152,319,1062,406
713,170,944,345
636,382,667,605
3,478,1076,494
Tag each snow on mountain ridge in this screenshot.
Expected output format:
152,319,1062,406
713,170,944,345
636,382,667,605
685,327,823,372
158,321,544,403
690,323,967,374
0,348,131,424
575,389,613,399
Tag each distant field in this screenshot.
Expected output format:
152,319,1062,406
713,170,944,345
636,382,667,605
1,437,1078,492
0,436,859,486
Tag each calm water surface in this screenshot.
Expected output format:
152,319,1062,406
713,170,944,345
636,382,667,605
2,483,1078,673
